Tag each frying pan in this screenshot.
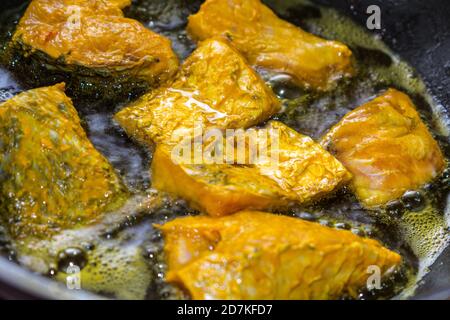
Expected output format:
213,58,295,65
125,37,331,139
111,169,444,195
0,0,448,300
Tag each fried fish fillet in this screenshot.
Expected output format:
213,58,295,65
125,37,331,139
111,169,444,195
159,211,402,300
115,38,280,147
9,0,179,96
187,0,353,91
0,84,128,239
152,121,351,216
321,89,445,208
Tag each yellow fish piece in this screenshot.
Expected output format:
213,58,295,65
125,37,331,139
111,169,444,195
115,38,280,147
187,0,354,91
10,0,179,92
321,89,445,208
0,84,128,239
159,211,402,300
152,121,351,216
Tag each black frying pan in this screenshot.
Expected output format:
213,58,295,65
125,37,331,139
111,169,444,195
0,0,448,300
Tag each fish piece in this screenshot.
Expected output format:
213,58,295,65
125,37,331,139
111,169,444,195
152,121,351,216
159,211,402,300
187,0,353,91
0,84,128,239
9,0,179,99
115,38,280,147
321,89,445,208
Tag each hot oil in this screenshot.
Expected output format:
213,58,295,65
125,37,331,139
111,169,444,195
0,0,448,300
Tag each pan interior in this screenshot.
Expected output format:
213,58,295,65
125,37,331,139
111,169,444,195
0,0,448,299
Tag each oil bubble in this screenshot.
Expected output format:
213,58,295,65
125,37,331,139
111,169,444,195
401,191,426,212
57,247,88,272
269,75,304,100
334,222,351,230
385,200,405,218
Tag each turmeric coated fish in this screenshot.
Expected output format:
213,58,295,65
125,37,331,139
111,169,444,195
9,0,179,98
115,38,280,147
321,89,445,208
187,0,354,91
0,84,128,239
159,211,402,300
152,121,351,216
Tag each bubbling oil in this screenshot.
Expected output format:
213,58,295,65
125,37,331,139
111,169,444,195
0,0,448,300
